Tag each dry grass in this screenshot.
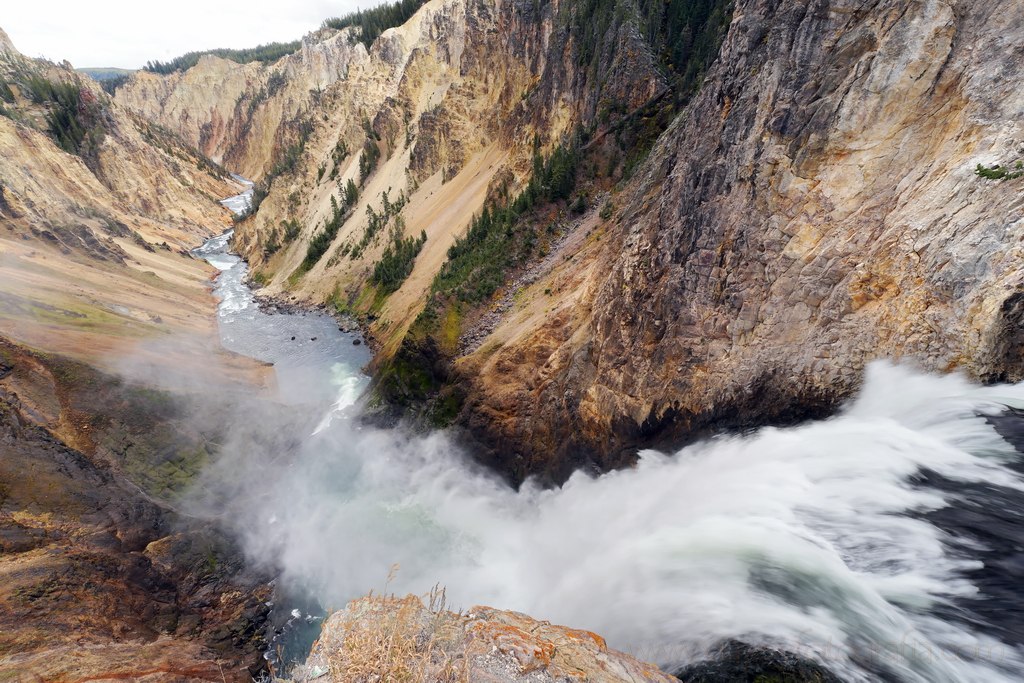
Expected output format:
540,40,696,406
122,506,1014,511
321,581,469,683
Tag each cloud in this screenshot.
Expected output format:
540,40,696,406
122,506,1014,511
3,0,369,69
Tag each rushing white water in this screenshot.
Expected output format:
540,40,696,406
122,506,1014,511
219,173,255,215
205,363,1024,682
199,182,1024,681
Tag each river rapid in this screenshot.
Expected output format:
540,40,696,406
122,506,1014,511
195,180,1024,682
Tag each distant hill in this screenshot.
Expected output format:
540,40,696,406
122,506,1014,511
76,67,134,81
77,68,134,94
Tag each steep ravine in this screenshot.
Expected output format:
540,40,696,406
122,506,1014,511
0,29,278,681
116,0,1024,489
115,0,670,360
9,0,1024,680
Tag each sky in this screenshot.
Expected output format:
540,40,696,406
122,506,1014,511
3,0,377,69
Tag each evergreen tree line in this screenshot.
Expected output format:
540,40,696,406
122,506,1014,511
263,218,302,256
635,0,734,98
567,0,733,101
99,73,130,95
370,218,428,294
303,195,350,269
143,41,301,75
359,138,381,182
349,188,406,259
323,0,429,49
16,75,106,161
432,140,579,304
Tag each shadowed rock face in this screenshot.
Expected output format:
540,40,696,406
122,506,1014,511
456,0,1024,481
677,641,842,683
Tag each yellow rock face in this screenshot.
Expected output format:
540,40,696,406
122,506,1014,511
450,0,1024,477
0,34,265,380
115,0,664,354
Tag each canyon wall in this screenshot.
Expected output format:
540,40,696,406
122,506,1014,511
116,0,666,353
454,0,1024,479
0,28,251,371
0,30,272,680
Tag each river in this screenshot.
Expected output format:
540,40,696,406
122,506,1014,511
195,179,1024,682
192,176,370,409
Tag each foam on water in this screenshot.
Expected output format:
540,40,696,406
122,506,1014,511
219,174,254,215
211,362,1024,683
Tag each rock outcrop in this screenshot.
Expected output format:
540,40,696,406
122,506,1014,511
113,0,1024,492
290,594,677,682
0,31,275,681
450,0,1024,480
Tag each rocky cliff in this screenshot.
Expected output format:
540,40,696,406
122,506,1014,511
0,30,251,372
0,30,274,680
115,0,668,355
449,0,1024,480
0,340,271,681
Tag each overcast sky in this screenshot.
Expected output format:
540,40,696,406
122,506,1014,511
4,0,378,69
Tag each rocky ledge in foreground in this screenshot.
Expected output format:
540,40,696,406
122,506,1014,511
289,594,677,682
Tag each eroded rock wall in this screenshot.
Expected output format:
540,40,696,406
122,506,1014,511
456,0,1024,478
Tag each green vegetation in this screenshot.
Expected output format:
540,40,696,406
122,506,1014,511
568,0,732,101
375,347,443,407
370,219,427,294
976,162,1024,181
77,68,134,94
136,117,227,179
635,0,735,99
282,218,301,242
563,0,734,180
142,41,301,74
0,78,12,118
345,178,360,205
98,73,130,95
248,117,314,215
360,137,381,183
323,0,429,49
349,189,407,259
266,70,288,96
329,138,350,179
302,195,350,269
264,217,303,257
431,140,578,304
374,139,585,411
76,67,133,81
23,76,106,162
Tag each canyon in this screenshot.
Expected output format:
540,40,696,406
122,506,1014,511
116,0,1024,483
3,0,1024,680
